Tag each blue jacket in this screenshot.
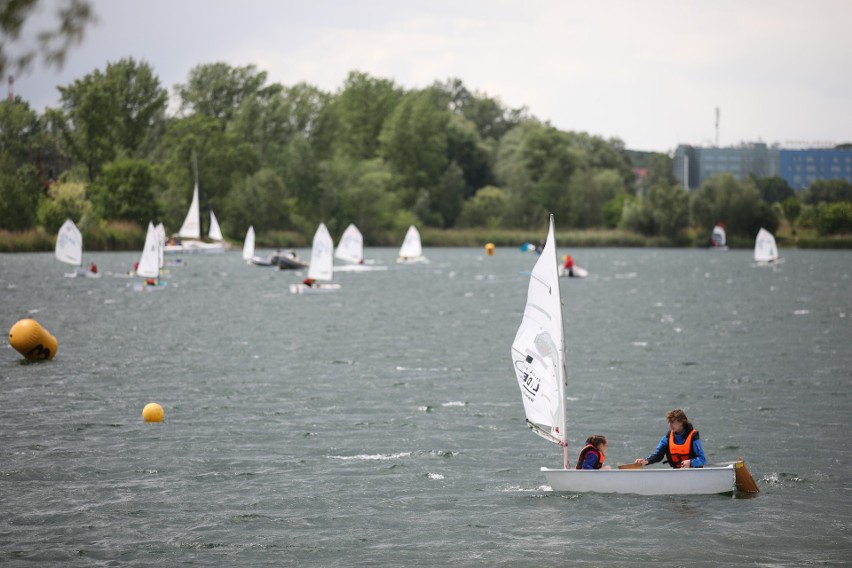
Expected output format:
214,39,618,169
646,429,706,468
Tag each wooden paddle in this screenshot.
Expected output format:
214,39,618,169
617,463,644,470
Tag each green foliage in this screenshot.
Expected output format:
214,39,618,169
88,159,160,224
335,71,402,160
0,0,95,77
781,196,802,228
620,183,689,239
0,161,42,230
812,202,852,235
224,168,293,236
176,63,280,127
800,178,852,204
752,175,794,204
37,181,93,233
690,173,778,239
457,186,509,228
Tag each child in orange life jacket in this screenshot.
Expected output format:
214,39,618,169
634,408,707,468
574,435,610,470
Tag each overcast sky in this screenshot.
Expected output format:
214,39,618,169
10,0,852,152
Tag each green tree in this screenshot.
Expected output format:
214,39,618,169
801,178,852,204
620,183,689,239
751,175,794,204
327,158,399,241
88,159,160,224
37,181,92,232
224,168,293,235
176,63,280,128
334,71,401,160
781,196,802,232
812,202,852,235
48,58,167,180
457,186,509,228
0,0,95,77
0,160,42,230
690,174,778,239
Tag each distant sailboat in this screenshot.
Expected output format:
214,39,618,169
165,159,226,254
334,224,387,272
56,219,99,278
290,223,341,294
134,222,166,290
710,224,728,250
754,228,780,264
397,225,428,264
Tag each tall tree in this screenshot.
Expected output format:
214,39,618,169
334,71,401,160
176,63,281,128
48,58,167,180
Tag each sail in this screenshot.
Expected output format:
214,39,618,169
399,225,422,258
55,219,83,266
335,224,363,264
137,222,160,279
754,228,779,262
155,223,166,268
510,215,567,445
242,226,256,261
307,223,334,282
711,225,726,248
178,184,201,239
208,209,223,241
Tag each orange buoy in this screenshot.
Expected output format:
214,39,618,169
9,319,58,361
485,243,495,256
142,403,164,423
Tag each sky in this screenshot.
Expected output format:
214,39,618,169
9,0,852,153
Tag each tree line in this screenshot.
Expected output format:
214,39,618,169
2,58,851,246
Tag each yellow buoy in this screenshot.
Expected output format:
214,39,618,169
9,319,58,361
484,243,495,256
142,403,164,423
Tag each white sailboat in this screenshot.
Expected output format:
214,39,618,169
334,224,387,272
133,222,166,290
710,224,728,250
753,228,780,264
396,225,428,264
241,225,275,266
56,219,99,278
164,182,225,255
511,215,755,495
290,223,341,294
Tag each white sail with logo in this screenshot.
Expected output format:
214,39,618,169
753,228,779,263
155,223,166,269
55,219,83,267
711,224,728,250
397,225,428,263
307,223,334,282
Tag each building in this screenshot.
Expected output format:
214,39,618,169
778,148,852,191
674,143,852,192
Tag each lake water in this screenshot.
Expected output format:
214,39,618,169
1,246,851,566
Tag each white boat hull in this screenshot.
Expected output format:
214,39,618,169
558,265,588,278
164,240,225,254
289,283,341,295
541,464,736,495
334,264,388,272
396,256,429,264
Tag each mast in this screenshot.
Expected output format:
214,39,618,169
549,214,570,469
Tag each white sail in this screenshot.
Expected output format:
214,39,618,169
711,224,727,248
307,223,334,282
754,228,779,263
137,222,160,279
398,225,422,258
242,226,256,261
208,209,223,241
55,219,83,266
155,223,166,268
511,215,567,450
335,224,363,264
178,183,201,239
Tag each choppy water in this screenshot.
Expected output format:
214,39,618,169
1,247,851,566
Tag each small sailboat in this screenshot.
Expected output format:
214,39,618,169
289,223,341,294
133,222,166,290
558,254,588,279
710,224,728,250
396,225,429,264
511,215,756,495
56,219,99,278
754,228,780,264
334,224,387,272
164,169,226,255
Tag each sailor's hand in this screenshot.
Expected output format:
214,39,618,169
634,458,648,465
680,459,691,469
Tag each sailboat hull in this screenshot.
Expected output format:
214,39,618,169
541,464,736,495
289,283,341,295
164,241,225,254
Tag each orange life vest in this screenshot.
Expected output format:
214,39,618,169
575,444,605,470
668,429,697,467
